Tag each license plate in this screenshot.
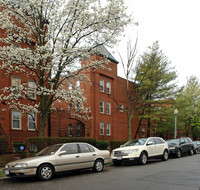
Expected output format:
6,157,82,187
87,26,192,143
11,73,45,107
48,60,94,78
117,156,122,160
5,170,10,175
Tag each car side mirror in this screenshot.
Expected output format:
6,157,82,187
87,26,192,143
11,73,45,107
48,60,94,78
147,142,153,146
58,151,66,156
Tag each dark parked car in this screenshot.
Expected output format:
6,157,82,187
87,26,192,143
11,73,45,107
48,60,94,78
166,137,194,158
193,141,200,154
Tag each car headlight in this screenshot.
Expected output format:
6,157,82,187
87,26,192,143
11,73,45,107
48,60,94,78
15,163,28,168
169,147,176,150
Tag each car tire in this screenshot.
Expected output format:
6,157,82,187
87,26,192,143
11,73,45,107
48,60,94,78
93,159,104,172
176,149,181,158
37,164,54,181
162,150,168,161
189,148,194,155
139,152,148,165
113,161,122,166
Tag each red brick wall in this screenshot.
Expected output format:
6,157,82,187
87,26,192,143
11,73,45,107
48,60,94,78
50,55,141,141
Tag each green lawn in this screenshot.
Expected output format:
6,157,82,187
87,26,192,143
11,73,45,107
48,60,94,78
0,171,6,177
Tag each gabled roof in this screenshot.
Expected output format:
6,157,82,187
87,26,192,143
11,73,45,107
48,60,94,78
94,43,119,64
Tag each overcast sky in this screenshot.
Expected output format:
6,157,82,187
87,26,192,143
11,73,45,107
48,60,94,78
112,0,200,86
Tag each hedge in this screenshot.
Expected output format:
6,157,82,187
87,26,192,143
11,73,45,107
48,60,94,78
13,142,26,153
95,140,109,150
25,137,128,153
109,140,127,151
0,136,9,153
26,137,96,152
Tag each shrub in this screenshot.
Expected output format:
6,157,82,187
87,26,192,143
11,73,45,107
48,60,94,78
95,141,109,150
26,137,96,152
13,142,26,153
109,140,127,151
0,136,9,153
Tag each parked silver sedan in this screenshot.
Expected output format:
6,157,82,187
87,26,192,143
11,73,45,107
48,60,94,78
4,143,110,180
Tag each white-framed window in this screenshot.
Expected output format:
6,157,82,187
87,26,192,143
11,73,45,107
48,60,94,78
106,123,111,136
68,103,72,110
106,102,111,115
68,124,73,137
76,123,80,136
28,81,36,99
106,82,111,94
100,79,104,92
100,122,104,135
68,83,72,92
120,104,124,112
75,103,80,112
76,81,80,89
142,126,145,137
100,101,104,114
28,113,36,131
12,110,21,130
11,76,21,94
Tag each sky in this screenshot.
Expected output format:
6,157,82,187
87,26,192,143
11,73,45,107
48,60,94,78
112,0,200,87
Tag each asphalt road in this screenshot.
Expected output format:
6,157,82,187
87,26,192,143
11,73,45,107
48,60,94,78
1,154,200,190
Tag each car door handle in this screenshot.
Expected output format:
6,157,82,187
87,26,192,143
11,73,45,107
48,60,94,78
76,155,80,158
93,154,96,156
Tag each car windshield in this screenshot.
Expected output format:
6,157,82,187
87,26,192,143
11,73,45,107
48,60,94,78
36,144,63,156
122,138,147,147
166,139,179,145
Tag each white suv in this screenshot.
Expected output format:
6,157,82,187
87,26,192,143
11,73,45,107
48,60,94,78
111,137,168,165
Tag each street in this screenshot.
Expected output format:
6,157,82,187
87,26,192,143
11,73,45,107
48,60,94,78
1,154,200,190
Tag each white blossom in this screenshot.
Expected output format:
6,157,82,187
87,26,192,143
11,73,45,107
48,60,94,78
0,0,133,136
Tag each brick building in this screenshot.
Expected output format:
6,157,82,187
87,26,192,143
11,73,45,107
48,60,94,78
50,46,145,141
0,5,40,146
0,3,145,145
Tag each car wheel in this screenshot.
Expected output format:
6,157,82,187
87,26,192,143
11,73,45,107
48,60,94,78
93,159,104,172
162,150,168,161
189,148,194,155
37,164,54,181
139,152,148,165
176,149,181,158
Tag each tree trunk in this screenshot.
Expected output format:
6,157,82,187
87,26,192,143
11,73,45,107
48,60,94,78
128,117,131,140
39,112,48,136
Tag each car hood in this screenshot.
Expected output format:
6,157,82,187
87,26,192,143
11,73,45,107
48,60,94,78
5,155,54,166
168,144,179,148
113,145,143,152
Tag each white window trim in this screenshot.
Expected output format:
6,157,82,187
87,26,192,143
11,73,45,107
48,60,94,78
100,101,104,114
106,82,111,94
28,113,37,131
76,123,81,136
68,124,73,137
11,76,21,95
11,76,21,87
12,110,22,130
106,123,111,136
100,122,104,135
120,104,124,112
68,83,72,91
28,80,36,100
106,102,111,115
100,79,104,92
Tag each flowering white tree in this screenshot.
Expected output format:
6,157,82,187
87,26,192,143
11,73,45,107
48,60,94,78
0,0,132,136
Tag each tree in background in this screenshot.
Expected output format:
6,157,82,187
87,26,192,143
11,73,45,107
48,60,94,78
175,76,200,139
134,41,178,138
0,0,132,136
118,40,177,140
